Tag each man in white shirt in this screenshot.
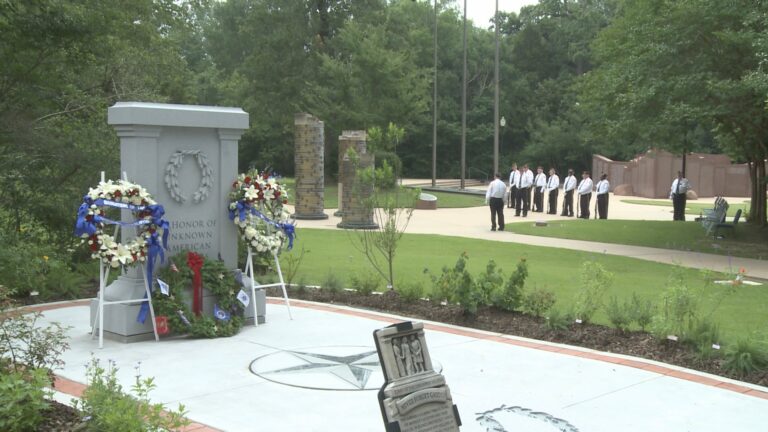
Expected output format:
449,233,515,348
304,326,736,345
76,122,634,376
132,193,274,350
485,173,506,231
533,166,547,213
577,171,593,219
508,163,519,209
560,169,577,217
516,164,534,217
670,171,690,221
545,168,560,215
595,173,610,219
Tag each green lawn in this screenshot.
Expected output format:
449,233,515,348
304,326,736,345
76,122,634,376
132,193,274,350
279,228,768,343
621,199,750,217
280,178,482,209
507,219,768,260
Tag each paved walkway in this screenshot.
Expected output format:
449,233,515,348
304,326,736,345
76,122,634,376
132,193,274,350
291,193,768,279
36,299,768,432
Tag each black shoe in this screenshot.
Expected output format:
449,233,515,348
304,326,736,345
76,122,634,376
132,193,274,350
515,213,520,217
491,228,496,231
499,226,504,231
523,213,528,217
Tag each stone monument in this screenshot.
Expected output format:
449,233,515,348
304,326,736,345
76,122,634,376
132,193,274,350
337,152,378,229
90,102,252,341
335,130,368,216
374,321,461,432
293,113,328,219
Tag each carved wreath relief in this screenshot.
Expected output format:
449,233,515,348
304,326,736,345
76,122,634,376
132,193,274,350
164,150,214,204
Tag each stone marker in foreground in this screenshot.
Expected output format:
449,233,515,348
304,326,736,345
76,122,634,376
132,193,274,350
374,321,461,432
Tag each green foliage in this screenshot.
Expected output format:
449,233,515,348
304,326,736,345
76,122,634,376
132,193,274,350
350,271,381,295
0,367,51,432
492,258,528,311
396,280,425,303
573,261,613,323
0,286,70,372
74,358,189,432
688,320,722,361
282,245,308,288
723,338,768,377
605,296,633,333
322,271,344,293
428,252,473,313
545,308,572,332
522,287,557,318
629,293,655,332
650,269,701,341
473,260,505,309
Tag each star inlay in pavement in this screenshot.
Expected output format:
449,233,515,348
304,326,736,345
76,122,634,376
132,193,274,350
249,346,383,391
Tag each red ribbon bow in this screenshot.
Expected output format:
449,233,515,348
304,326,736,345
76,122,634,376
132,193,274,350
187,252,205,316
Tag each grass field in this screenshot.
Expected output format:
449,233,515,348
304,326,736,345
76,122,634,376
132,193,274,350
279,178,483,209
506,219,768,260
279,229,768,343
621,199,750,217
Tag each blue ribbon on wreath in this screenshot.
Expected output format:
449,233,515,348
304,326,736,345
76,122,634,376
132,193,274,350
228,200,296,250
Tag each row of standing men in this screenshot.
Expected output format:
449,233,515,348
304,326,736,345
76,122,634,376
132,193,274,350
485,164,609,231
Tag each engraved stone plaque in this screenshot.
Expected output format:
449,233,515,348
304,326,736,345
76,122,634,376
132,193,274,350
374,321,461,432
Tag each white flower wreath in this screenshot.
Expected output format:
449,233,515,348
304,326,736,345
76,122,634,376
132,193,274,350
164,150,214,203
228,170,293,255
74,179,169,268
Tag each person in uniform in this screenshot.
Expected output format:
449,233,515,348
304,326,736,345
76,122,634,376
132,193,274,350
508,163,519,209
577,171,593,219
485,173,506,231
561,169,577,217
545,168,559,214
595,173,610,219
670,171,690,221
517,164,534,217
533,166,546,212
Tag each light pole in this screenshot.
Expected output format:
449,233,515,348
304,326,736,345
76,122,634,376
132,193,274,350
493,0,500,176
460,0,467,190
432,0,437,187
500,116,506,164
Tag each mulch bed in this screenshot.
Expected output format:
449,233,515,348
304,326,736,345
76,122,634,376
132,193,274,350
37,400,83,431
276,287,768,388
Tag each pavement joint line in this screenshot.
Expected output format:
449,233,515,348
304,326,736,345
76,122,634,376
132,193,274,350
560,375,665,409
26,298,768,406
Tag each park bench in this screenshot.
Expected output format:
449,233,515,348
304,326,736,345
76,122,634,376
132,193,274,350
712,208,742,239
699,197,728,237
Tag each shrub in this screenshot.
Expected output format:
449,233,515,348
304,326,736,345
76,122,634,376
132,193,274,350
492,258,528,311
629,293,655,331
723,338,768,377
74,358,189,432
522,288,556,318
688,320,722,361
282,246,308,288
0,368,51,432
650,269,700,341
396,281,425,303
322,271,344,293
0,241,86,300
473,259,505,307
605,296,634,332
428,252,472,304
573,261,613,323
350,272,381,295
545,308,571,331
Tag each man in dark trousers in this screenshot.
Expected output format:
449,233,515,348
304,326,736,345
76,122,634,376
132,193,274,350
516,164,534,217
577,171,593,219
508,163,519,209
670,171,690,221
485,173,506,231
533,166,546,212
545,167,559,215
561,169,577,217
595,173,610,219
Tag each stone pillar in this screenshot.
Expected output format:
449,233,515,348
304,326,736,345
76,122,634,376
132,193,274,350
293,113,328,219
91,102,249,342
338,153,378,229
335,130,368,216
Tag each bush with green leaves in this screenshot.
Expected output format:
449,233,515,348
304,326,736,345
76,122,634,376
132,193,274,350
322,271,344,293
396,280,425,303
492,258,528,311
573,261,613,323
722,338,768,377
428,252,472,304
473,259,505,308
74,358,189,431
350,271,381,295
650,269,701,341
522,287,556,318
688,320,722,361
629,293,655,331
605,296,633,332
0,367,52,432
545,308,571,331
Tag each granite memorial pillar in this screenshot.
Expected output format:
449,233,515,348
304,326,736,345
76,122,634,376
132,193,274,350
293,113,328,220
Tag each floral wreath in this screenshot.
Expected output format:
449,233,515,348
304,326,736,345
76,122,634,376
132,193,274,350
164,150,214,203
227,169,295,255
74,179,169,282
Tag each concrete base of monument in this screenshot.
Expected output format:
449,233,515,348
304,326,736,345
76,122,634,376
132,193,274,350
336,221,380,229
88,300,156,343
293,212,330,220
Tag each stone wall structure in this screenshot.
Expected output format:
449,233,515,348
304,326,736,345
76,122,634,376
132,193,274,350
293,113,328,219
593,149,753,198
336,130,368,216
338,153,378,229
